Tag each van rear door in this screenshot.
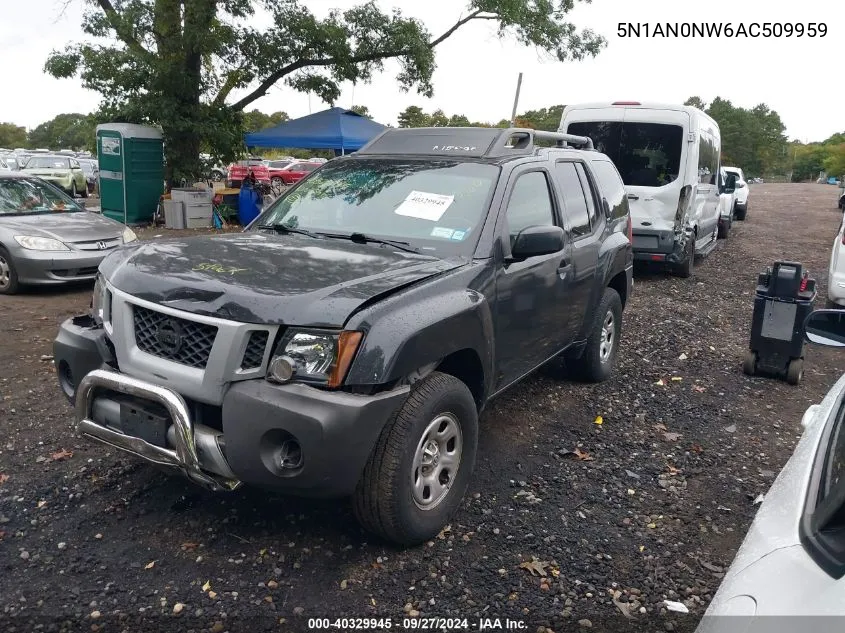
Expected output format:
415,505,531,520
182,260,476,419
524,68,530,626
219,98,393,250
564,107,691,244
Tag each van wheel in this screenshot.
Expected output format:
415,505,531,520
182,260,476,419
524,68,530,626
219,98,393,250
672,238,694,278
735,204,747,220
718,219,730,239
353,372,478,545
566,287,623,383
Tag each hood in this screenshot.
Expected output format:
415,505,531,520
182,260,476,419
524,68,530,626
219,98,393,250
1,211,125,243
101,232,467,326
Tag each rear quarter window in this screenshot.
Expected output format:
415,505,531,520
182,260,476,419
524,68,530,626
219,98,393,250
588,159,629,221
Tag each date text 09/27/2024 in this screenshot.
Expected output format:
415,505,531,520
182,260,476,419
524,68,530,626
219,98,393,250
307,618,528,631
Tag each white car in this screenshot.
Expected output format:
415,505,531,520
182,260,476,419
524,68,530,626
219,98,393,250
827,215,845,308
723,166,749,220
697,309,845,633
717,167,738,239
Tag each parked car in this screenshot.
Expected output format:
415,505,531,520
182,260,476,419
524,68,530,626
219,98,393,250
697,309,845,630
21,154,88,198
0,174,137,294
266,159,296,187
52,126,633,545
0,157,11,173
561,101,723,278
226,158,270,188
723,166,750,219
839,189,845,211
274,160,322,185
825,215,845,309
717,168,738,239
77,159,99,195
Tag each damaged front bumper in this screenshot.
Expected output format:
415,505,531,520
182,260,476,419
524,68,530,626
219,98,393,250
54,316,410,497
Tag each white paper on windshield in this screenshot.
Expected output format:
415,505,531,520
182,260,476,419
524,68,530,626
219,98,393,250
395,190,454,222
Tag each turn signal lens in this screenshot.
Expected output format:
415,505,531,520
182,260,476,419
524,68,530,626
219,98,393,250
328,331,364,388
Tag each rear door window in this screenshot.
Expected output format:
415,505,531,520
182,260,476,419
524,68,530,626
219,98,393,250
567,121,683,188
553,162,591,237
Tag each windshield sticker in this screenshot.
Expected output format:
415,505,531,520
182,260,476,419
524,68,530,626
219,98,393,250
451,230,467,241
430,227,455,239
394,190,454,222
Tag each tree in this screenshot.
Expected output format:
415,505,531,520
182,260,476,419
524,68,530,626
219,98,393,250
429,109,450,127
27,113,97,151
447,114,472,127
46,0,605,187
823,144,845,179
242,110,289,133
514,105,566,131
791,144,827,181
0,123,27,148
350,105,371,118
684,96,707,110
398,106,430,128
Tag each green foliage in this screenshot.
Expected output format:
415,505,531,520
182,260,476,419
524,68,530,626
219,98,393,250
242,110,289,132
0,123,27,148
514,105,565,131
685,96,788,177
397,104,565,130
27,113,98,152
791,144,827,181
46,0,605,186
350,105,372,118
822,144,845,179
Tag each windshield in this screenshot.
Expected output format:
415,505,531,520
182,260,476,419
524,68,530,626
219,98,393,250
725,168,742,180
567,121,683,188
25,156,70,170
0,177,84,215
253,158,499,255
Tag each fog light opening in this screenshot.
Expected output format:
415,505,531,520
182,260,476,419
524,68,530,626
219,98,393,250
267,356,295,384
278,439,303,470
58,361,75,399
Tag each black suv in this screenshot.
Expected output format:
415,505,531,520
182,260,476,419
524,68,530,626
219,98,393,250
53,127,633,545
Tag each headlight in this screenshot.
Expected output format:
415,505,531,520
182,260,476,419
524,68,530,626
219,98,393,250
91,275,105,324
267,329,363,387
122,227,138,243
13,235,70,251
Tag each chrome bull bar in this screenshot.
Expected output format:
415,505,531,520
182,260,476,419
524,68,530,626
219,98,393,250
75,368,241,492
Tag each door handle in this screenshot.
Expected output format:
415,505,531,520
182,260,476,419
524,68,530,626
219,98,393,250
557,259,571,278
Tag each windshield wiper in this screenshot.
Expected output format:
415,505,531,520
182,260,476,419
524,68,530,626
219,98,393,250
321,232,420,254
257,223,321,239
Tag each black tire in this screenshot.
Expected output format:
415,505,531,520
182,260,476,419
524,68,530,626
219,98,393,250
742,351,757,376
566,287,623,383
735,204,747,221
718,219,730,239
70,181,78,198
786,358,803,385
80,182,89,198
672,237,694,278
0,246,20,295
353,371,478,546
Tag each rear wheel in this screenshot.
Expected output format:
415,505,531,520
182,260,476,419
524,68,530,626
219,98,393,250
566,287,623,383
672,237,694,278
718,218,731,239
735,204,747,220
80,181,89,198
742,351,757,376
70,181,78,198
0,247,20,295
786,358,803,385
353,372,478,545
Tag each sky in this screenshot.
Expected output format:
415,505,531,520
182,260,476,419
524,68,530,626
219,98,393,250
0,0,840,143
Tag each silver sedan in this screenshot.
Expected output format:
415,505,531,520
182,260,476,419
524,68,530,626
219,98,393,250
0,173,137,294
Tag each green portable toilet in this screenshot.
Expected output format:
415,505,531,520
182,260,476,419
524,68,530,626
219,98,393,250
96,123,164,225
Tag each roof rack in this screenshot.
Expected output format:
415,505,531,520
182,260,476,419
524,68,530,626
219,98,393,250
356,126,594,159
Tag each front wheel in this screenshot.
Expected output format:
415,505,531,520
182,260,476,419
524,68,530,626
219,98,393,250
70,181,78,198
735,204,747,221
0,247,20,295
353,372,478,545
718,219,730,239
565,287,623,383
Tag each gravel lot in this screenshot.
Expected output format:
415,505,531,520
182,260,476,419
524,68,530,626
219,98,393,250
1,183,844,633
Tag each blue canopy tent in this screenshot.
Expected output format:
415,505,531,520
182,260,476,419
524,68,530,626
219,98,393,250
243,107,387,154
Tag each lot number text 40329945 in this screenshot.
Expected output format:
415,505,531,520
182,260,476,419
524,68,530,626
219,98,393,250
617,22,827,38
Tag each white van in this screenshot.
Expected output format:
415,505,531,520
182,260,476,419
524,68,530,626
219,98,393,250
559,102,722,277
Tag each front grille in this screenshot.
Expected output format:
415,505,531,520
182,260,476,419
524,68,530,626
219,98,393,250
51,266,99,278
73,238,122,251
241,331,269,370
133,305,217,369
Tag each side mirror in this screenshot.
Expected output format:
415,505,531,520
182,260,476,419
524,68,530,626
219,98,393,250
805,309,845,347
511,225,565,259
